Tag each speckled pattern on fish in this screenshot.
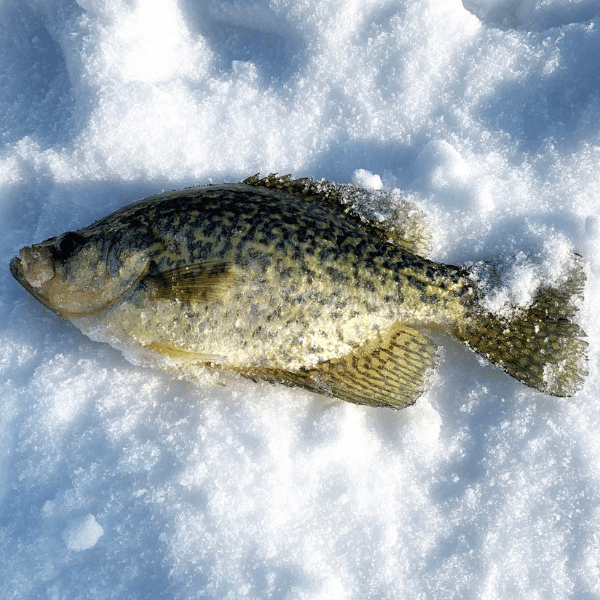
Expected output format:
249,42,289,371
10,175,588,408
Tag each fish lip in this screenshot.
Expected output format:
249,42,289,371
9,254,55,313
9,255,22,282
9,256,34,294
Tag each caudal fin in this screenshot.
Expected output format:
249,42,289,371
456,255,588,397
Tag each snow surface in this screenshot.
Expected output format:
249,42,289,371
61,513,104,552
1,0,600,598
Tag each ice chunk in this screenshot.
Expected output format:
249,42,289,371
62,514,104,552
352,169,383,191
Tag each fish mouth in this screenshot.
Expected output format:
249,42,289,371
10,251,95,319
11,245,149,319
9,255,23,281
9,255,33,291
10,254,56,313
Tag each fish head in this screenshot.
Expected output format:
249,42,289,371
10,228,152,319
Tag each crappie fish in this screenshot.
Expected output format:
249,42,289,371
10,174,587,408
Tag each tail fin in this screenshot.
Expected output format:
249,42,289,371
455,255,588,397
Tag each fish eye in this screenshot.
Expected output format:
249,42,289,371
54,231,86,259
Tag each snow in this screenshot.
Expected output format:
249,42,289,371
61,514,104,551
1,0,599,598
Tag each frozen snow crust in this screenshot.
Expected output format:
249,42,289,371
1,0,599,598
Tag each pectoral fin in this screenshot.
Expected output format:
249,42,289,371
230,324,438,409
142,261,243,303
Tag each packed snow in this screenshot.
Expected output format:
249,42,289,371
1,0,599,598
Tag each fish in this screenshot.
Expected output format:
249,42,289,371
9,174,588,408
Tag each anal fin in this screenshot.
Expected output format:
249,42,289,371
230,324,438,409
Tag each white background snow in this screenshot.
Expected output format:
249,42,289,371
1,0,600,598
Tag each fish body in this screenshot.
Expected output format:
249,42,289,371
10,175,587,408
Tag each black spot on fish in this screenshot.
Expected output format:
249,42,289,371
420,293,439,304
407,276,426,291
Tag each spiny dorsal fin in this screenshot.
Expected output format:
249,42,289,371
242,173,431,255
242,173,310,194
228,323,438,409
142,261,243,303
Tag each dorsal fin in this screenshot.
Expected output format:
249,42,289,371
242,173,310,195
242,173,431,255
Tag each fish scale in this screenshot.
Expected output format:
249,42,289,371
9,174,588,408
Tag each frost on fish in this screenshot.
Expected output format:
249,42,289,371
10,174,588,408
